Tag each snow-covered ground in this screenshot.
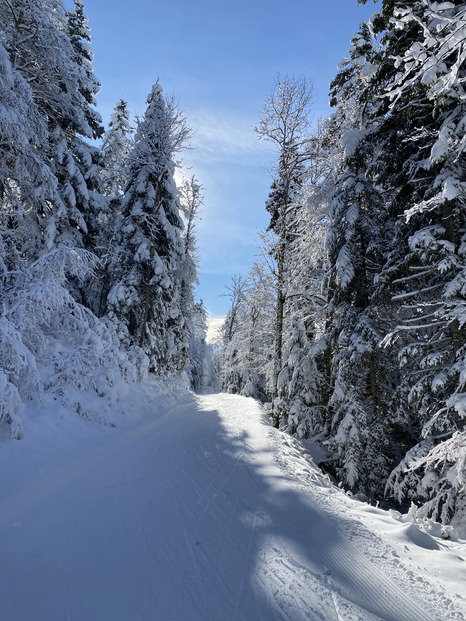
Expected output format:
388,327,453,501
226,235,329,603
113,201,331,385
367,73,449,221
0,384,465,621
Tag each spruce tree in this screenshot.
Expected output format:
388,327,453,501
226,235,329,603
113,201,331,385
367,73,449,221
320,20,404,496
378,0,466,529
99,99,134,197
0,41,60,267
0,0,103,254
105,82,191,374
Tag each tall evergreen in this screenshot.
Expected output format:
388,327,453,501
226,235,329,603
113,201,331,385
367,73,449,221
378,0,466,528
0,40,59,267
66,0,102,138
317,22,398,494
99,99,134,197
105,82,191,374
0,0,164,438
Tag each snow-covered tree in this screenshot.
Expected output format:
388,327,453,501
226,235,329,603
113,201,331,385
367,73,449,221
315,18,408,496
273,182,328,438
66,0,102,138
0,0,103,254
179,176,201,317
186,301,219,393
178,176,215,390
377,0,466,531
0,244,143,438
220,252,276,401
220,274,249,393
105,82,191,374
0,41,60,266
99,99,134,197
254,75,316,424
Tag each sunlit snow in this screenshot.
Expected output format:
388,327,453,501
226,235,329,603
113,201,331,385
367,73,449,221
0,383,464,621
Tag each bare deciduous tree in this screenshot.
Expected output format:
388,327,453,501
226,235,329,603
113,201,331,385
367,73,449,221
254,75,316,425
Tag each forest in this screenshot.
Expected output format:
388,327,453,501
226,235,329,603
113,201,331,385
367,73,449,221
1,0,466,536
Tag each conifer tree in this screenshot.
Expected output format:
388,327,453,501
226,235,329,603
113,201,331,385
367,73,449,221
105,82,191,374
377,0,466,528
316,19,403,495
0,41,60,267
66,0,102,138
99,99,134,197
0,0,103,255
0,1,143,437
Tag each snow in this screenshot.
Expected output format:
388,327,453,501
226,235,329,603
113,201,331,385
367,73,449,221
341,128,369,158
0,386,465,621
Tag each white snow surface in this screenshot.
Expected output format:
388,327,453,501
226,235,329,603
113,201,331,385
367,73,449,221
0,383,465,621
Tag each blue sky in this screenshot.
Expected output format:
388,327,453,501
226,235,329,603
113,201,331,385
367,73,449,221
82,0,377,331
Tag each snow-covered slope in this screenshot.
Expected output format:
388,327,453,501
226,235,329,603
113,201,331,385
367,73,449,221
0,387,464,621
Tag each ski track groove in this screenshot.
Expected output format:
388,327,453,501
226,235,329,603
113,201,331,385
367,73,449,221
197,447,246,520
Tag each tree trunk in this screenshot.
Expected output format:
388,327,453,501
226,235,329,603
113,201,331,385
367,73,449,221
271,241,286,428
139,246,155,349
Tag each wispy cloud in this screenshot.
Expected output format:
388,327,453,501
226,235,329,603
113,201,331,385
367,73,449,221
174,111,272,277
187,108,273,167
206,314,224,344
173,108,273,305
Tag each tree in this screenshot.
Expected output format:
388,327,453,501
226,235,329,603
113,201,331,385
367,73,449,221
220,274,249,393
254,75,316,425
313,17,408,496
105,82,191,374
378,0,466,530
66,0,102,138
178,176,213,390
179,175,202,316
99,99,134,197
186,301,219,393
0,0,104,256
273,180,328,438
0,41,60,267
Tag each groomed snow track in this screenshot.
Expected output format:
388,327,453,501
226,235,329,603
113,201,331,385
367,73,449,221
0,392,464,620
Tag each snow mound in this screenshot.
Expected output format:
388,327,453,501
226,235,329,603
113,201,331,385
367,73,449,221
395,523,441,550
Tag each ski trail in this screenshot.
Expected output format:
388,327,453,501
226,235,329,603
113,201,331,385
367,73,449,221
0,392,464,621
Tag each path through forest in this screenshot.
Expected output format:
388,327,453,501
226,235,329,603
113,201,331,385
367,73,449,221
0,390,464,620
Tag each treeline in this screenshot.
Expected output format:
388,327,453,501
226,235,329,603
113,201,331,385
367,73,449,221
0,0,215,437
220,1,466,533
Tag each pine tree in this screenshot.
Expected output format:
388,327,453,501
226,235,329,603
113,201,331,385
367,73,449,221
0,0,104,254
66,0,102,139
0,1,142,437
105,82,191,374
321,20,403,496
377,0,466,530
0,41,60,267
99,99,134,197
